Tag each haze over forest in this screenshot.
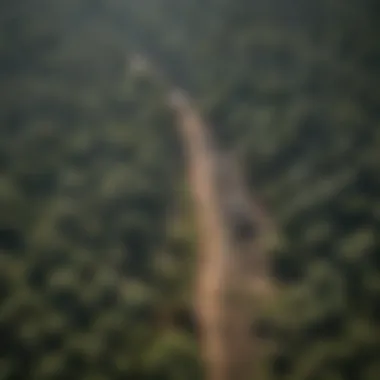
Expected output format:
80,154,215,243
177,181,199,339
0,1,379,379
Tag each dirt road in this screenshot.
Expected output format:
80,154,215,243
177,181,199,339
129,54,275,379
168,89,275,380
168,90,231,380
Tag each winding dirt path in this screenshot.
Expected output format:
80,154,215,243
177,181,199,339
167,90,275,380
168,90,231,380
129,53,275,379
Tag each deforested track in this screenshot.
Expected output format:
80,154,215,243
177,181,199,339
168,90,232,380
129,54,277,380
167,90,277,380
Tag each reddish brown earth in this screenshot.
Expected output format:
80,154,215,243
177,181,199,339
168,90,276,380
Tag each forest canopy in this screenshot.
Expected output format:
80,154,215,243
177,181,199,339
0,0,379,379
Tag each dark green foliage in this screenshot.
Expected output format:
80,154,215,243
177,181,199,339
0,1,198,379
1,0,379,379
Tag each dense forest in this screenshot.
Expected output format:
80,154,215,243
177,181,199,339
1,0,379,379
